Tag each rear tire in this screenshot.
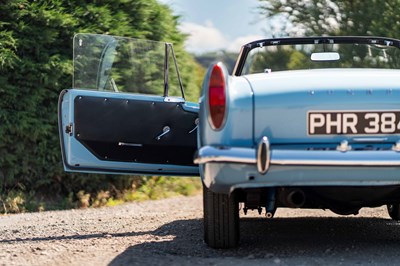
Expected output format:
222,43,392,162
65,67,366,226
387,204,400,220
203,184,239,248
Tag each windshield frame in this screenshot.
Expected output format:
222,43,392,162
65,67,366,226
233,36,400,76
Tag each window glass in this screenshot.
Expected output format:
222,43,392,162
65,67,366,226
73,33,183,97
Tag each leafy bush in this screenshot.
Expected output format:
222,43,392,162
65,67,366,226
0,0,202,213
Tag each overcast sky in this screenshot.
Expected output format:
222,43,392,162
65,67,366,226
158,0,268,54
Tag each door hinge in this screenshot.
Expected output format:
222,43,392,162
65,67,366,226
65,123,73,136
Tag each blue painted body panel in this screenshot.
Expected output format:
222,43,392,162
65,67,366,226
198,67,400,193
197,64,255,188
199,74,254,148
247,69,400,144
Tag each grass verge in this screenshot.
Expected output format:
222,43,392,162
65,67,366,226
0,176,202,214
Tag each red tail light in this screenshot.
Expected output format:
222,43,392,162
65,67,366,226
208,63,226,130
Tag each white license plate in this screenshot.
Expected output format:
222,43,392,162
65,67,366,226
308,111,400,135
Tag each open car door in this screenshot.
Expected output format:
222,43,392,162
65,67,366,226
58,34,199,176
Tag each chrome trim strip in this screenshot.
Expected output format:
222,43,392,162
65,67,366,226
193,146,256,165
194,145,400,167
164,97,185,103
352,137,388,142
270,150,400,166
118,142,143,147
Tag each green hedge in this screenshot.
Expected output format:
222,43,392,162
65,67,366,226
0,0,201,212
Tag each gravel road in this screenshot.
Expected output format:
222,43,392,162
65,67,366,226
1,194,400,266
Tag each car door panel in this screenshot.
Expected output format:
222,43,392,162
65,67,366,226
59,89,199,175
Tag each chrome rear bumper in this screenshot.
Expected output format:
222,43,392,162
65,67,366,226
194,143,400,173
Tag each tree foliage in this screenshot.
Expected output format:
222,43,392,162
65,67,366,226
259,0,400,37
0,0,201,206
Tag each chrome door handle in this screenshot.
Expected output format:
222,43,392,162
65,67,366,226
188,118,199,134
156,126,171,140
188,125,198,134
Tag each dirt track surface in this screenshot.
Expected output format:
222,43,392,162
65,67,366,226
1,194,400,265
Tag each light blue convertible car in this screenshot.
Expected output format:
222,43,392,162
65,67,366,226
59,34,400,248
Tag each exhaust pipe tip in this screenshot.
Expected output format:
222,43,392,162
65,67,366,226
265,212,274,219
285,189,306,208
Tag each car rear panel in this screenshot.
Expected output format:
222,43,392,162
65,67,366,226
246,69,400,145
